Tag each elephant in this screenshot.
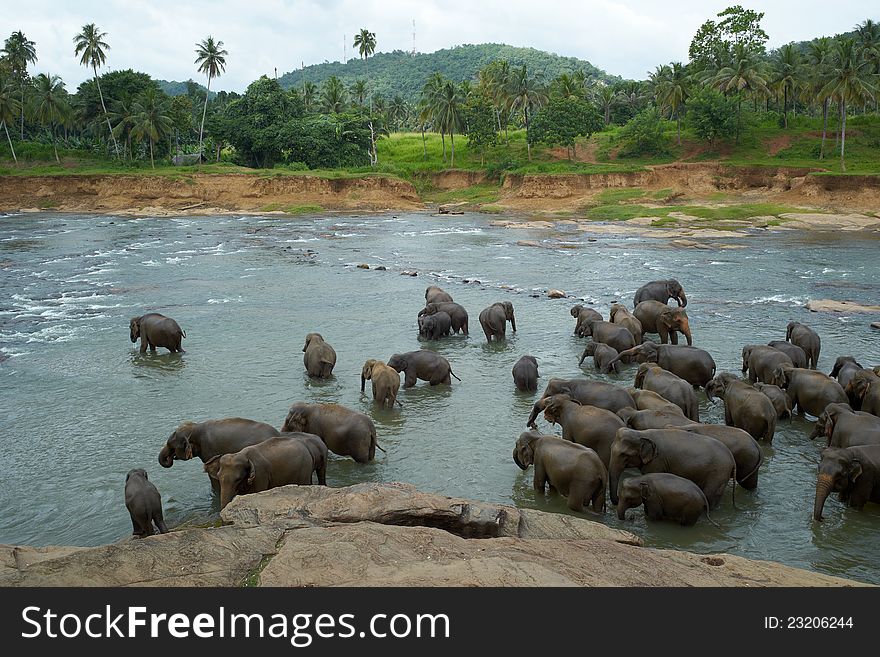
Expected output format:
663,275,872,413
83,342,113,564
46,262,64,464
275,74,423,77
625,388,688,415
617,407,691,430
609,303,643,344
158,418,280,492
770,364,848,418
579,318,636,353
570,305,603,337
633,279,687,307
361,359,401,408
752,382,792,419
830,356,865,391
418,311,452,340
786,321,821,369
303,333,336,379
541,394,625,468
634,301,692,345
844,370,880,416
634,363,699,421
616,473,717,526
512,355,539,392
387,350,461,387
609,428,736,508
675,423,764,490
479,301,516,342
527,378,635,428
204,435,327,510
610,342,716,387
579,341,620,374
767,340,808,369
282,402,382,463
124,469,168,537
705,372,776,443
809,403,880,448
814,445,880,521
513,432,608,514
418,302,469,334
129,313,185,353
425,285,453,304
742,345,793,384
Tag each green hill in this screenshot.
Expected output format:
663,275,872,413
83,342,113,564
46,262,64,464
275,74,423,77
157,79,215,99
277,43,619,101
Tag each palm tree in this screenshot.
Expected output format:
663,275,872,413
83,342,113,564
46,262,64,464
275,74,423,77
819,38,877,171
351,79,368,107
1,31,37,139
807,37,833,158
773,44,803,128
431,80,465,167
321,76,347,113
708,43,770,142
194,36,228,160
387,95,408,131
506,65,547,161
31,73,68,163
302,81,317,112
353,29,376,111
420,73,446,160
130,88,172,168
73,23,119,156
855,19,880,109
0,76,21,161
593,84,615,125
109,96,136,160
652,62,689,145
480,60,512,138
551,73,583,100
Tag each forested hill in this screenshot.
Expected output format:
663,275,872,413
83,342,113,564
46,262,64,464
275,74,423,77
276,43,618,101
157,79,214,98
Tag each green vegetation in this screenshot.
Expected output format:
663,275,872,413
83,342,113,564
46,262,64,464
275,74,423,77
260,203,324,215
583,201,808,224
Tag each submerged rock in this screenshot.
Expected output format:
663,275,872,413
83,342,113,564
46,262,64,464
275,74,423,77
357,263,370,269
806,299,880,313
547,289,567,299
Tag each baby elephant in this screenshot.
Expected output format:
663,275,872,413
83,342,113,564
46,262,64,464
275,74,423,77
579,341,620,374
361,359,401,408
124,469,168,537
303,332,336,378
513,431,608,515
479,301,516,342
387,350,461,388
616,473,717,527
512,355,539,392
418,311,452,340
130,313,185,353
752,382,792,419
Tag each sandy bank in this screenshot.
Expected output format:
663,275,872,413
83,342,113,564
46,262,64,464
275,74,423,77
0,483,865,587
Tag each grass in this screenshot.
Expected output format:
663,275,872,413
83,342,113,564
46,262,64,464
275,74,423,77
584,202,812,224
260,203,324,215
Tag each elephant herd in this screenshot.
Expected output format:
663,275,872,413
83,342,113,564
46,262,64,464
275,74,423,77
123,278,880,537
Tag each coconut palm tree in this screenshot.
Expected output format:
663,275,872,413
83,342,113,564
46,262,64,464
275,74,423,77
431,79,465,167
593,83,615,125
109,96,136,160
773,43,804,128
302,81,317,113
420,72,446,160
31,73,68,163
819,38,877,171
480,60,512,138
506,65,547,161
550,73,583,100
321,76,348,114
387,95,408,131
1,31,37,139
194,36,228,160
351,79,368,107
807,37,833,158
855,19,880,109
73,23,119,156
0,76,21,161
353,29,376,111
708,42,770,142
130,88,172,168
652,62,689,145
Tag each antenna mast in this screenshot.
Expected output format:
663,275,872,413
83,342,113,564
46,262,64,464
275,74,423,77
343,34,346,63
411,19,416,56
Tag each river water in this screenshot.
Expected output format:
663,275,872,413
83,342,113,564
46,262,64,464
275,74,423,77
1,211,879,583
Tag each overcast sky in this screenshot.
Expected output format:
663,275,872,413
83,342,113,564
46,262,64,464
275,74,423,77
5,0,876,91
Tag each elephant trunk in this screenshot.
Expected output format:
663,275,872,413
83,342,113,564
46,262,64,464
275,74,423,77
220,489,235,511
807,422,822,441
526,399,546,428
616,499,630,521
609,456,625,505
158,444,174,468
681,322,693,346
510,314,516,332
813,474,834,521
360,374,366,393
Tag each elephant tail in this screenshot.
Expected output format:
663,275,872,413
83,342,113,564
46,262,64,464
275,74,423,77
180,329,187,339
699,488,721,529
764,414,776,443
370,425,386,459
449,367,462,382
730,463,738,510
739,448,764,488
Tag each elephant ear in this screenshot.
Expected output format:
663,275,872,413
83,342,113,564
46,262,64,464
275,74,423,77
640,481,651,500
850,460,863,483
246,459,257,487
203,456,221,480
824,414,835,439
183,437,193,460
639,439,658,464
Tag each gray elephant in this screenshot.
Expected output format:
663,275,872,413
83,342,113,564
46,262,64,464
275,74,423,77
626,388,688,415
418,311,452,340
786,321,821,369
282,402,381,463
770,364,847,418
124,469,168,537
616,473,717,526
425,285,453,304
204,435,327,510
579,341,620,374
814,445,880,521
512,355,539,392
617,407,691,430
609,428,735,507
609,303,643,343
752,382,792,419
830,356,865,390
527,378,635,428
579,317,636,353
570,304,603,337
675,422,763,491
387,350,461,387
634,363,699,421
610,342,715,387
541,394,625,468
513,432,608,514
418,302,469,334
809,403,880,448
767,340,808,369
742,344,793,384
846,370,880,416
633,279,687,307
706,372,776,443
634,301,692,345
303,333,337,378
479,301,516,342
130,313,186,353
361,359,401,408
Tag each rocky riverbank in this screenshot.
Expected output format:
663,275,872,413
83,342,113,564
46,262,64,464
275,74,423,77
0,483,866,587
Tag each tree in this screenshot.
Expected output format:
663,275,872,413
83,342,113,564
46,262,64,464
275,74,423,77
592,83,615,125
353,29,376,111
689,5,769,68
73,24,120,156
168,94,194,153
302,81,317,113
194,36,228,159
617,108,668,157
550,73,584,100
31,73,69,162
1,31,37,139
351,79,367,106
686,87,737,148
506,65,547,161
707,42,769,142
652,62,689,144
773,44,803,128
322,76,348,113
807,37,833,158
0,76,21,161
463,93,497,164
431,79,465,167
109,96,136,160
419,72,446,160
130,87,172,168
529,96,602,158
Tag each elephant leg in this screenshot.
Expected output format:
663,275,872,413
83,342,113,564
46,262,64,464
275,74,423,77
658,328,668,344
317,460,327,486
404,369,417,388
669,331,678,345
209,475,221,494
153,510,168,534
462,318,469,335
565,481,589,513
724,405,733,426
131,516,141,535
482,326,493,342
149,342,157,352
591,483,606,514
532,461,547,493
139,340,147,354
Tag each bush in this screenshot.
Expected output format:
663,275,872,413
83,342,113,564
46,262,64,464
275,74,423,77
686,88,738,147
617,109,669,157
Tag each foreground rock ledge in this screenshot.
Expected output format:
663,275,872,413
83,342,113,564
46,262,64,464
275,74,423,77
0,483,866,586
